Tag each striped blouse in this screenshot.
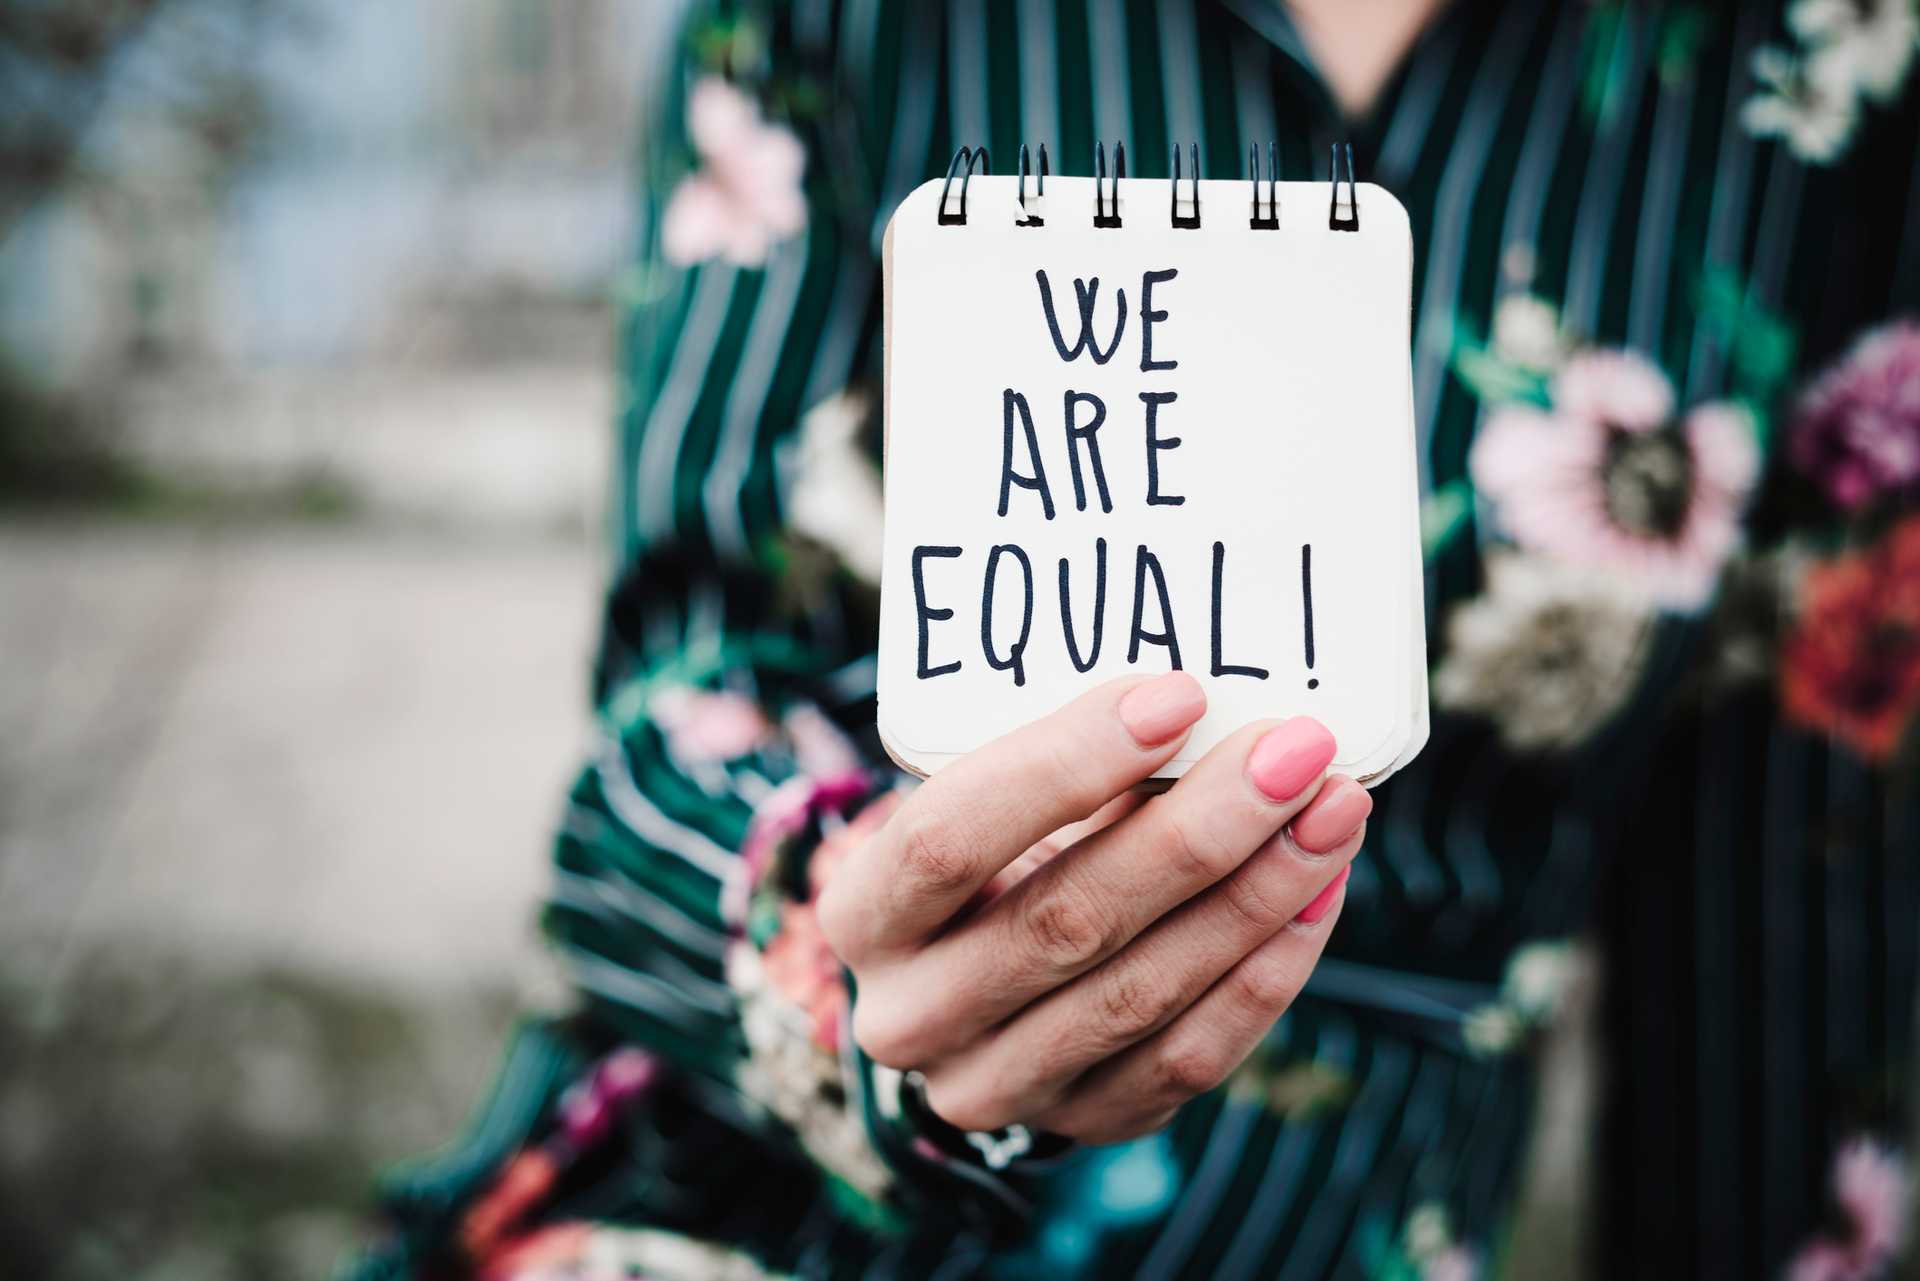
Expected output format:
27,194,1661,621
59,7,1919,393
348,2,1920,1279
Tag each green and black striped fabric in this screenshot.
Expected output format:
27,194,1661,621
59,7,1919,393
358,2,1920,1278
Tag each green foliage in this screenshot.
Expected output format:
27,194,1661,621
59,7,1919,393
1422,479,1476,558
822,1169,906,1237
1657,6,1710,86
688,13,768,77
746,893,784,950
1356,1218,1423,1281
1452,343,1552,409
1694,267,1799,424
1433,312,1563,559
684,12,827,125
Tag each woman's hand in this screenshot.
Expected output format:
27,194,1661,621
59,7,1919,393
817,672,1369,1145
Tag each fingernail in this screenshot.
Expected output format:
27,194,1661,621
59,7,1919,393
1292,865,1350,926
1117,672,1206,747
1290,778,1372,854
1246,718,1337,801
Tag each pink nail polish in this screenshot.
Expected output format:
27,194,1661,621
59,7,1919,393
1290,779,1372,854
1117,672,1206,746
1292,865,1350,925
1246,718,1336,801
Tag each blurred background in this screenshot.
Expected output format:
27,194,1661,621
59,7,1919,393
0,1,680,1275
0,2,1604,1277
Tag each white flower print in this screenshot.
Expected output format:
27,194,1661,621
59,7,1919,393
1743,0,1920,163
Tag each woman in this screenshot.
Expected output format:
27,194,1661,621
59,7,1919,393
350,1,1920,1277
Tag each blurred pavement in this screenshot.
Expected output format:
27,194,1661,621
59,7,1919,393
0,3,686,1275
0,517,596,1278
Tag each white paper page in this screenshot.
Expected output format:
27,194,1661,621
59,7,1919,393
1323,362,1429,786
1382,366,1433,784
879,176,1424,782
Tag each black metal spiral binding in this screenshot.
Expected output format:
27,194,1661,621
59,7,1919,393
1170,143,1200,229
1249,141,1279,230
937,145,990,225
929,139,1360,233
1093,141,1125,228
1329,141,1359,231
1017,143,1048,227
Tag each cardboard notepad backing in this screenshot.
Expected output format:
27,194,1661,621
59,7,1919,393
878,169,1427,787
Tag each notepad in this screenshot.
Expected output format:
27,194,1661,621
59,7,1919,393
877,148,1427,787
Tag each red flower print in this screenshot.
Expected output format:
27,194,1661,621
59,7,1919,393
760,901,850,1053
1780,515,1920,762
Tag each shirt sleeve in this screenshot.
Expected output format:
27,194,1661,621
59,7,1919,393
543,541,1067,1253
531,0,1061,1260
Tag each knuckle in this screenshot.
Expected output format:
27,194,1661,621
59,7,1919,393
923,1073,1017,1134
1219,865,1290,935
894,809,980,900
1153,1038,1228,1100
1155,806,1241,885
850,991,926,1068
1092,961,1175,1043
1230,952,1302,1013
1017,882,1115,972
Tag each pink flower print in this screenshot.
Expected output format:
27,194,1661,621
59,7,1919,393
1834,1138,1910,1260
1551,348,1675,429
1470,349,1760,611
661,76,807,267
651,686,772,762
1422,1245,1480,1281
1789,320,1920,510
807,787,901,899
1786,1241,1860,1281
735,770,874,905
1786,1137,1912,1281
557,1048,660,1149
783,700,865,777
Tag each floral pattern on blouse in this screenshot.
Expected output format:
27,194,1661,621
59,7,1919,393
1743,0,1920,163
1779,511,1920,760
1788,322,1920,510
1470,348,1760,610
1786,1138,1912,1281
727,774,902,1206
661,76,807,268
1442,278,1920,765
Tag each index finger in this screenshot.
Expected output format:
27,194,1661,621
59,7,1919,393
820,671,1205,961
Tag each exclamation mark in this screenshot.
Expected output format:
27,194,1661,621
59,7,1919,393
1302,543,1318,689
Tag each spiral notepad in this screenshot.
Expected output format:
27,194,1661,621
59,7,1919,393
877,144,1428,787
